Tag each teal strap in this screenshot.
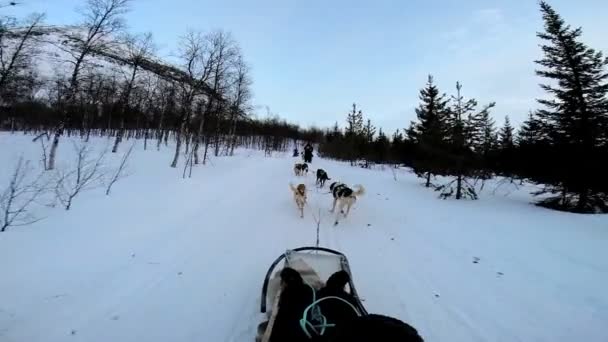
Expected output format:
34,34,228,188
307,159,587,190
299,295,362,339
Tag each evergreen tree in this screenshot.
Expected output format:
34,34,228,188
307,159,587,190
498,116,514,149
496,115,516,177
516,112,547,146
372,128,390,163
390,129,405,165
437,82,495,200
515,113,545,182
318,121,345,159
410,75,451,187
471,108,498,178
363,119,376,143
345,103,364,136
362,118,376,167
533,1,608,212
345,103,364,165
471,108,497,154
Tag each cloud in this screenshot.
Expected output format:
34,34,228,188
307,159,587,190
443,8,507,50
473,8,504,25
432,7,542,125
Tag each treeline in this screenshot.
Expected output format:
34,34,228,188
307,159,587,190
318,104,414,167
320,2,608,213
0,0,319,169
2,1,607,214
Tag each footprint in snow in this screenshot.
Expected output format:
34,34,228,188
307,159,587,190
473,257,480,264
497,272,504,277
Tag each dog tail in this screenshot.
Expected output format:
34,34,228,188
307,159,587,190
353,184,366,196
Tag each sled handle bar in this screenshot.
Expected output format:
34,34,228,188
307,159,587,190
260,246,367,315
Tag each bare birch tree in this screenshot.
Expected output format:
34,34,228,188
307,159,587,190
55,141,107,210
106,142,134,195
1,157,48,232
0,13,45,102
32,132,50,170
112,32,155,153
47,0,130,170
227,53,252,156
170,30,214,168
207,30,238,159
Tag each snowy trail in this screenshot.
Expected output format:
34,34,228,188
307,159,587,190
1,135,608,342
1,150,310,342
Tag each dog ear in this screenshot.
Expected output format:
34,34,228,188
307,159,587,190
280,267,303,287
325,270,350,291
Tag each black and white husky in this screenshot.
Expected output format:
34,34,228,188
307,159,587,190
329,182,365,225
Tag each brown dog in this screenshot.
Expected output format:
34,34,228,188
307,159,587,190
289,183,307,218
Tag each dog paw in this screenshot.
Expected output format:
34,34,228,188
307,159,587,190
334,221,339,226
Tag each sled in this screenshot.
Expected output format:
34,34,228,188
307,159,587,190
256,247,368,342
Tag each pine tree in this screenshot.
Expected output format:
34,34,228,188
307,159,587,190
331,122,341,137
390,130,405,165
346,103,364,136
345,103,364,165
515,112,555,186
363,119,376,143
496,115,516,177
499,116,514,149
516,112,546,146
533,1,608,212
372,128,390,163
472,108,498,178
362,119,376,167
392,130,404,145
319,122,345,159
470,108,497,154
437,82,495,199
410,75,451,187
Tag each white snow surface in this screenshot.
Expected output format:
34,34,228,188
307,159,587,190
1,133,607,342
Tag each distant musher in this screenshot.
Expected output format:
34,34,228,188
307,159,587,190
303,142,314,163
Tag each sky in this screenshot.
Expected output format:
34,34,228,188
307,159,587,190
5,0,608,132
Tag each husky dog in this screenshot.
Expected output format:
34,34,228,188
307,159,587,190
289,183,307,218
329,182,365,225
294,163,309,176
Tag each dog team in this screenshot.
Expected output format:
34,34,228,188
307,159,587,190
290,158,365,225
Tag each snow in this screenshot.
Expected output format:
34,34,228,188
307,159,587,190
1,133,607,342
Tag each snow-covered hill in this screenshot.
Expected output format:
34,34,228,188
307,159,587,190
1,133,607,342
